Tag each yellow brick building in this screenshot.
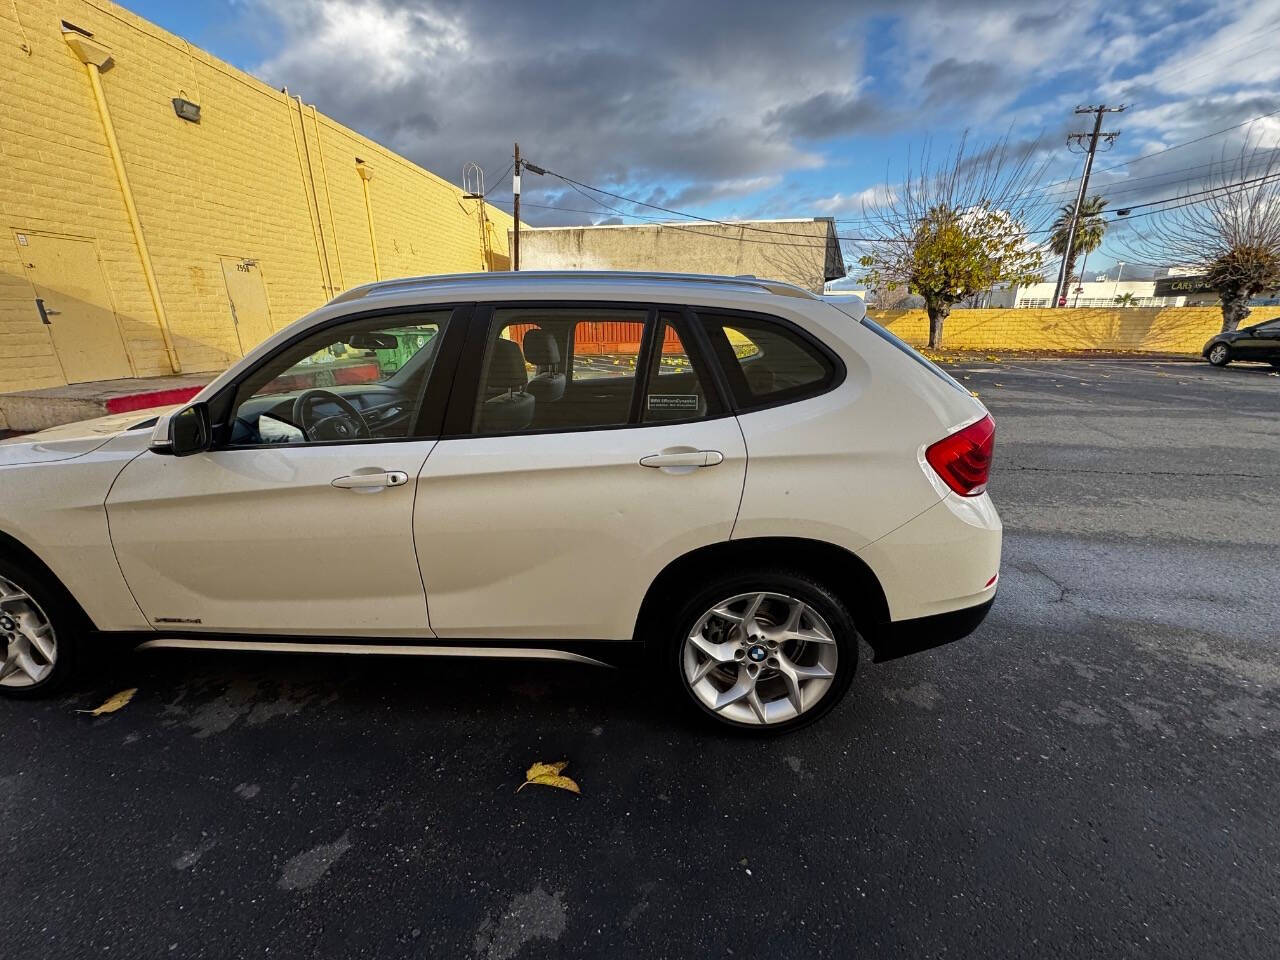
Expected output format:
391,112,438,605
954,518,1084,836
0,0,513,391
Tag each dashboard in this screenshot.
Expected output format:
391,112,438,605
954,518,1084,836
228,383,416,445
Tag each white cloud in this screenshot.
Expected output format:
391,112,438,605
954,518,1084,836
814,185,896,215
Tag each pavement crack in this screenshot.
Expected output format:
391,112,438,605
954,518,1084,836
1006,464,1279,480
1027,563,1069,603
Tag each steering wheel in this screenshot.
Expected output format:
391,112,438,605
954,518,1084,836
291,388,371,442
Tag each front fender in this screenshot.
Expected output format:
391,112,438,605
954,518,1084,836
0,434,152,632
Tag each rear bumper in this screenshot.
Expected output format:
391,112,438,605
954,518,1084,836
854,491,1002,623
866,594,995,663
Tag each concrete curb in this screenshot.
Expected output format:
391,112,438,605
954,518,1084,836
0,376,211,433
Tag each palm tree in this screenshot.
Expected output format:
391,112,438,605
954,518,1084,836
1113,291,1138,307
1049,195,1108,295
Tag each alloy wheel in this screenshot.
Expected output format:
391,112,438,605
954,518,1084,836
681,591,838,726
1209,344,1229,365
0,574,57,688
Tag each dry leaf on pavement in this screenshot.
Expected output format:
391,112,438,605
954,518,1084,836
77,688,137,716
517,760,581,795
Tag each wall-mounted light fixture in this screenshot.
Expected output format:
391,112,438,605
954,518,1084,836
172,97,201,123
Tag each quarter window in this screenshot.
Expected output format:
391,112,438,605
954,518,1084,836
702,312,835,407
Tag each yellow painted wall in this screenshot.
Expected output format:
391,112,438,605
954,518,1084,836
0,0,513,391
869,307,1227,354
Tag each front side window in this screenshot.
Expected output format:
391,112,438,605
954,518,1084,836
469,306,719,435
701,312,836,408
226,311,449,445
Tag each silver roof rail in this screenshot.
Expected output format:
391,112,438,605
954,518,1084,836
329,270,818,305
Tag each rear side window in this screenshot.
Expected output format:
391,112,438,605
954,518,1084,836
700,312,836,408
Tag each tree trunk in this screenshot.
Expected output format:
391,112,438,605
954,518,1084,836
1219,291,1251,333
1062,253,1078,304
926,302,949,349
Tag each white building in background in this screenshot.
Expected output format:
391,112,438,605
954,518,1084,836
1003,279,1186,308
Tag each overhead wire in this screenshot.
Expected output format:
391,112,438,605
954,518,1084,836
493,167,1280,250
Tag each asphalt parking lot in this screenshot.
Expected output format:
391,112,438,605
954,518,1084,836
2,358,1278,959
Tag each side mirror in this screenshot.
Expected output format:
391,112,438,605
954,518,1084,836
151,403,211,457
349,332,398,350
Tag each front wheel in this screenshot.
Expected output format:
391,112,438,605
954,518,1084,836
1208,343,1231,366
672,570,858,734
0,558,78,699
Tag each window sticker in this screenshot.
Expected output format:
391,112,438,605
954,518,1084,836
647,394,699,411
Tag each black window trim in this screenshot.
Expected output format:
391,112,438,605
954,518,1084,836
693,305,846,413
203,302,473,452
626,307,661,424
439,299,733,440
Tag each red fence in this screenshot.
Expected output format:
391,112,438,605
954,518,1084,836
506,322,683,358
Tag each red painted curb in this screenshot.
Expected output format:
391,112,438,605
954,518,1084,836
104,386,205,415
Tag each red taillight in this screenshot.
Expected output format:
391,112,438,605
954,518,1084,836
925,415,995,496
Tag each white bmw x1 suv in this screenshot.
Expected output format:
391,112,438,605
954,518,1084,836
0,272,999,733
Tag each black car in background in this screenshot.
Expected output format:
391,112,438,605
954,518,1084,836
1203,317,1280,368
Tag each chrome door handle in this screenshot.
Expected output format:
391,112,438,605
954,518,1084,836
639,450,724,469
331,470,409,491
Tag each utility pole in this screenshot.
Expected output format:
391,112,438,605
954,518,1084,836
1052,104,1124,307
508,144,544,271
512,142,520,271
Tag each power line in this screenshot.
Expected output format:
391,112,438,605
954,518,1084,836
503,102,1280,240
521,114,1280,237
485,160,514,198
1151,41,1279,93
1139,20,1280,84
831,149,1280,225
996,106,1280,209
492,168,1280,252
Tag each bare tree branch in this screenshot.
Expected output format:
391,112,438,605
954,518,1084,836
854,132,1052,347
1124,136,1280,331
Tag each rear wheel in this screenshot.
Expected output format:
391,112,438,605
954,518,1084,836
0,558,78,699
1208,343,1231,366
672,570,857,734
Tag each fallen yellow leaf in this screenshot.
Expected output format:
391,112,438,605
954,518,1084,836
517,760,581,795
78,688,137,716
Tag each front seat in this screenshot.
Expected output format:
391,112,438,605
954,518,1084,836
522,328,566,403
478,339,535,433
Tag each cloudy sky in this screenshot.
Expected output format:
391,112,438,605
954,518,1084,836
130,0,1280,274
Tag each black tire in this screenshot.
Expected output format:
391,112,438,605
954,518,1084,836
0,555,80,699
1270,361,1280,371
670,569,858,735
1207,343,1231,367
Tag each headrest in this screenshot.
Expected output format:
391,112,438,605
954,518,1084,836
523,328,561,366
487,338,528,390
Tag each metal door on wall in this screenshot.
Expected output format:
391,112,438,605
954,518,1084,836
14,231,133,384
220,257,274,356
